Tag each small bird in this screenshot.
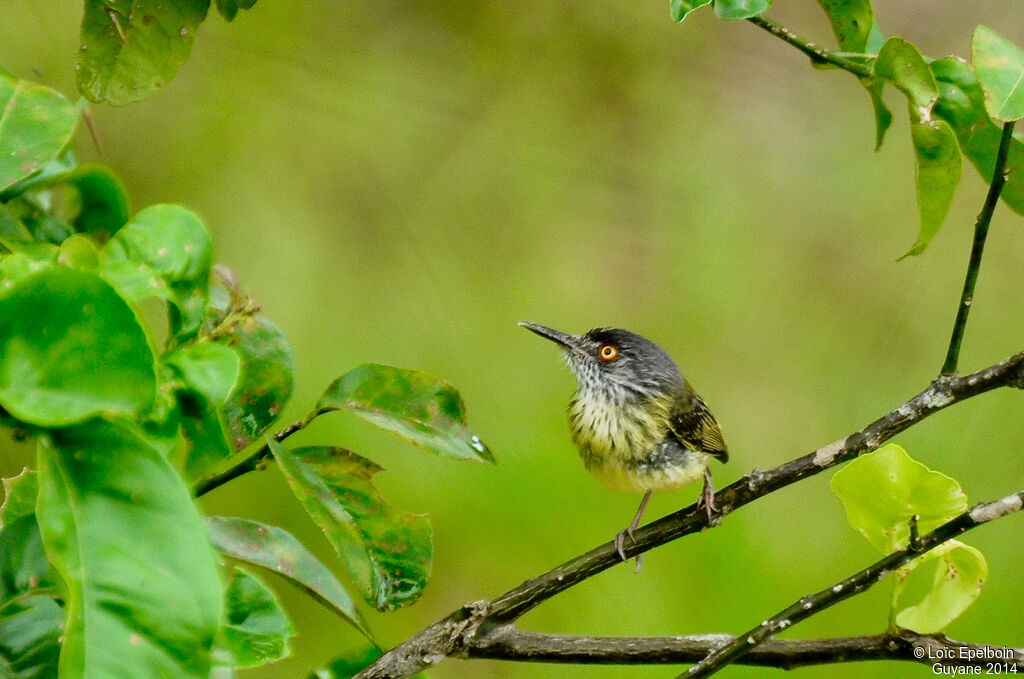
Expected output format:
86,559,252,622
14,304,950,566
520,321,728,570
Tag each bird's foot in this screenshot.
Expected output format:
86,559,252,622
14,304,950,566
697,467,717,522
614,526,644,573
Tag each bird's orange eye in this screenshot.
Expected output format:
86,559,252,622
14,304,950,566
599,344,619,361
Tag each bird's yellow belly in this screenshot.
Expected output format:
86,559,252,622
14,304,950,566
585,451,709,492
569,392,710,492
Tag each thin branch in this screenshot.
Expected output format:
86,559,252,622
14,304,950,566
683,491,1024,678
353,352,1024,679
192,418,306,497
942,120,1018,375
745,14,873,79
467,628,1024,670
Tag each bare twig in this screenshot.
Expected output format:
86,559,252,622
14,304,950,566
683,491,1024,678
468,628,1024,670
745,14,873,79
942,120,1018,374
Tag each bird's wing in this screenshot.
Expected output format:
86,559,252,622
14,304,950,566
668,390,729,463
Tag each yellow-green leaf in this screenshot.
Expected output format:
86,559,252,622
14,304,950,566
830,443,968,554
895,540,988,633
971,25,1024,122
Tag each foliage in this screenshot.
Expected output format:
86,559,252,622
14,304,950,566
0,63,492,677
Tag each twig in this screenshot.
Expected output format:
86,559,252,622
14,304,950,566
745,14,873,79
468,628,1024,669
353,352,1024,679
941,120,1018,375
682,491,1024,678
192,418,305,497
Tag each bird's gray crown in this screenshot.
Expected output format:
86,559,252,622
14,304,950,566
569,327,684,398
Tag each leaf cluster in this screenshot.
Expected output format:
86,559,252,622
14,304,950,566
675,1,1024,257
0,69,492,679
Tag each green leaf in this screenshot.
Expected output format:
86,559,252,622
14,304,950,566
902,119,961,258
0,147,78,198
971,25,1024,122
0,266,156,427
894,540,987,633
0,516,57,604
57,233,100,270
166,343,241,409
669,0,712,22
0,73,78,193
865,79,893,150
167,342,240,481
2,162,130,241
101,204,212,336
207,516,372,640
181,408,232,484
56,164,131,240
219,315,294,451
0,593,63,679
214,567,293,668
932,57,1024,216
268,441,432,612
36,419,223,679
815,0,875,53
933,58,986,131
830,443,968,553
1,469,38,528
214,0,259,22
0,204,31,241
874,37,938,111
713,0,770,20
77,0,210,105
874,39,962,255
310,364,494,463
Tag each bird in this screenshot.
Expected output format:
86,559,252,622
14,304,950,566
520,321,728,570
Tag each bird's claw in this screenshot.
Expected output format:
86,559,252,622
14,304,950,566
698,468,718,522
614,529,628,562
614,527,643,572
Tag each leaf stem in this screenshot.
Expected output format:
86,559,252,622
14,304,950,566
682,491,1024,679
745,14,873,79
942,120,1017,375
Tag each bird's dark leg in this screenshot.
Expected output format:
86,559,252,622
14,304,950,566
698,466,716,519
615,491,652,572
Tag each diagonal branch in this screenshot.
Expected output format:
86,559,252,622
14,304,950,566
353,353,1024,679
467,628,1024,670
683,491,1024,678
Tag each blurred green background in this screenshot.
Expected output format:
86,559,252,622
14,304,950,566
3,2,1024,677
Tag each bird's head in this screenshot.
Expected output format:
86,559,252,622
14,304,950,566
519,321,683,400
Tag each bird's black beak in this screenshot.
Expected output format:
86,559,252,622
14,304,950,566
518,321,582,353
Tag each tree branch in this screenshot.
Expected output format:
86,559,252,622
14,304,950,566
353,353,1024,679
942,120,1018,375
467,628,1024,670
745,14,873,79
683,491,1024,678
